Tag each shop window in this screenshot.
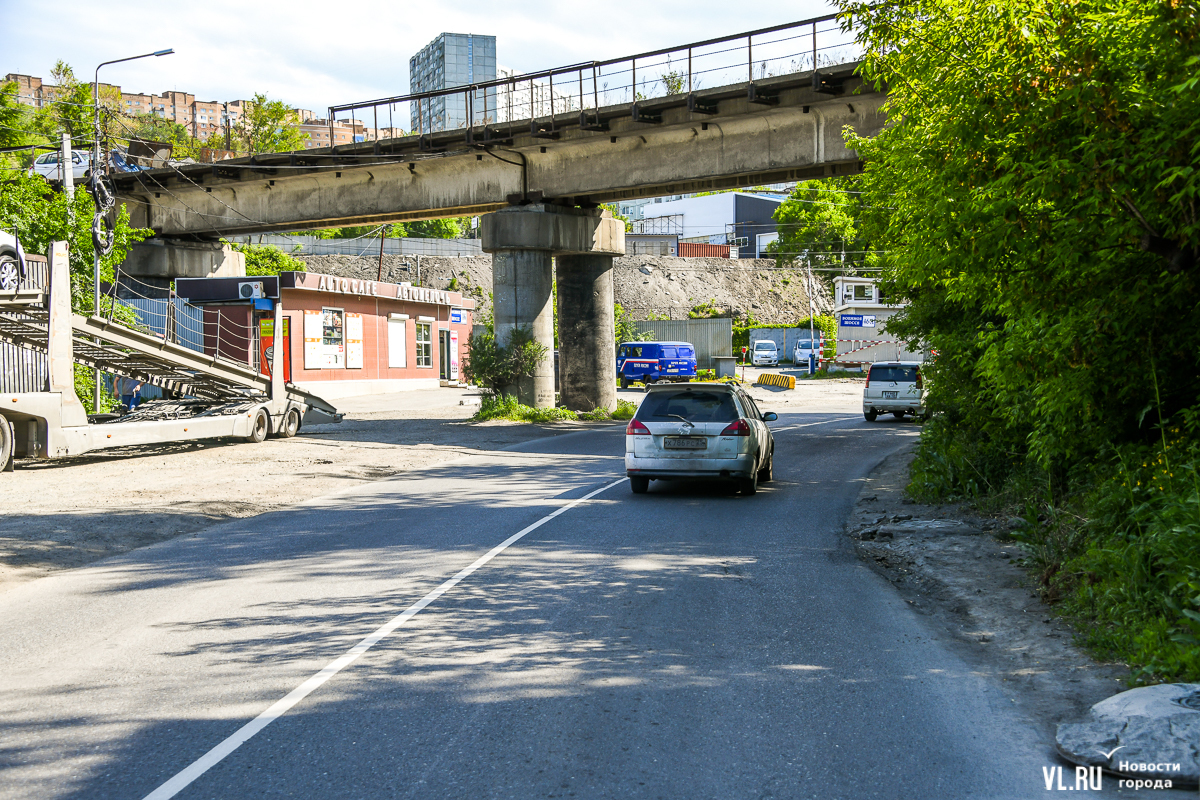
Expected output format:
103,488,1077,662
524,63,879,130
415,322,432,367
388,317,408,368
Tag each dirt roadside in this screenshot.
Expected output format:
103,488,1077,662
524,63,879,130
1,379,862,594
848,439,1131,749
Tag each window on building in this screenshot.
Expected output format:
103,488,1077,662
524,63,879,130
853,284,874,302
415,322,432,367
322,308,344,346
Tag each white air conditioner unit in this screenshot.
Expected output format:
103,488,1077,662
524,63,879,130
238,281,264,300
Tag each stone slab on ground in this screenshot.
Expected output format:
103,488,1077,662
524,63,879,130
1056,684,1200,785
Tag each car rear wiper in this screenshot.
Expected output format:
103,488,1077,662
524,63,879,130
653,413,695,427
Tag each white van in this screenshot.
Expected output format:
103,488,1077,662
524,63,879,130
863,361,926,421
750,340,779,366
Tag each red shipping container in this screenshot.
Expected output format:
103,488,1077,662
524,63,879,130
677,242,731,258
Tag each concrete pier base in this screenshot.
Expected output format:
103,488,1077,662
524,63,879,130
482,204,625,409
557,254,616,412
492,250,555,407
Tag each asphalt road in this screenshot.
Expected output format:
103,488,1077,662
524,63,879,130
0,411,1061,799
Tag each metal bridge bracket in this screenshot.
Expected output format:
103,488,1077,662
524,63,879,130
687,95,719,115
578,112,609,132
812,70,846,95
747,84,779,106
631,104,663,124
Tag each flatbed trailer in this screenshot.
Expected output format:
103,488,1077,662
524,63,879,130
0,241,341,471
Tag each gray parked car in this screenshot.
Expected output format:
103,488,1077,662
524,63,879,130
625,382,776,495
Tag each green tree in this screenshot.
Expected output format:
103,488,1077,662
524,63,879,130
124,113,202,160
614,302,650,346
231,93,306,155
0,81,34,171
838,0,1200,680
227,241,306,276
769,177,876,273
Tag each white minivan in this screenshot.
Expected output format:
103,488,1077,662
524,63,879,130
863,361,926,421
750,339,779,366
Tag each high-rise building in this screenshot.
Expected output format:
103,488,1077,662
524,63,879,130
408,33,497,133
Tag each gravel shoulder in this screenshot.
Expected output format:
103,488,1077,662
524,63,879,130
0,388,568,592
848,439,1131,752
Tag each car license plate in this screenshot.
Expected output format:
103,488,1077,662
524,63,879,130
664,437,706,450
883,391,898,399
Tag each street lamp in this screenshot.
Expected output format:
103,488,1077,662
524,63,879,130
91,48,173,412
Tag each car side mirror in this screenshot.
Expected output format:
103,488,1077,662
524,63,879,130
762,412,778,422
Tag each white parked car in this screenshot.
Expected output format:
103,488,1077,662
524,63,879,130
625,382,777,496
0,231,26,292
750,339,779,366
28,150,91,183
793,337,822,366
863,361,926,421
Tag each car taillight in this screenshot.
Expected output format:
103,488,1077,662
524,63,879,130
915,371,923,389
865,367,872,388
720,419,751,436
626,418,651,436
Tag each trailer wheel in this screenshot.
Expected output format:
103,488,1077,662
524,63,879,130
0,417,13,472
278,408,300,439
246,409,270,443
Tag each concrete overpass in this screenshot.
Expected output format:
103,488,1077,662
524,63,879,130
115,61,881,238
112,18,885,410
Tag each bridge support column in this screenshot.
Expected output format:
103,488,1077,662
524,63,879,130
556,254,616,412
492,250,555,407
482,204,624,409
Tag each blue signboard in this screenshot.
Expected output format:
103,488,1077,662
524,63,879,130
450,308,464,324
840,314,876,328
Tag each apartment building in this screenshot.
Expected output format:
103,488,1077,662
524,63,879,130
408,33,497,133
4,72,338,151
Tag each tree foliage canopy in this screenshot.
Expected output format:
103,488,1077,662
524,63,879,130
839,0,1200,680
231,94,306,155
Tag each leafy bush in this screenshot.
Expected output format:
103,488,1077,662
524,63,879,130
473,394,577,423
695,369,716,381
732,316,837,360
463,326,548,396
227,242,306,276
612,400,638,420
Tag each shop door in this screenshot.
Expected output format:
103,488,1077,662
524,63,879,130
439,330,450,380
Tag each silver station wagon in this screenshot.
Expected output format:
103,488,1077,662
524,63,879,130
625,383,777,496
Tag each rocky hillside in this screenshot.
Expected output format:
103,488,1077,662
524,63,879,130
296,254,831,324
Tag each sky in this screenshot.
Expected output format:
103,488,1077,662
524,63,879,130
2,0,839,116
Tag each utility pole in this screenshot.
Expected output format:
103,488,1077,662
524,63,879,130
224,101,231,152
61,133,74,199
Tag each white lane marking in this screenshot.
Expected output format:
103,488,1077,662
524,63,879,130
771,415,861,433
143,477,626,800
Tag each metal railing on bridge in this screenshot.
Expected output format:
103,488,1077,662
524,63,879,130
328,14,862,148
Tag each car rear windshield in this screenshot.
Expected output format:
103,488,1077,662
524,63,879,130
639,391,739,423
678,346,694,358
661,347,677,358
796,339,818,348
870,366,919,382
754,341,776,350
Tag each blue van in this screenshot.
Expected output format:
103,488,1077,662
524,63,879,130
617,341,698,388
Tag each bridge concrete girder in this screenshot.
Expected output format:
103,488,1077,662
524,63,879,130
116,68,884,238
122,241,246,279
